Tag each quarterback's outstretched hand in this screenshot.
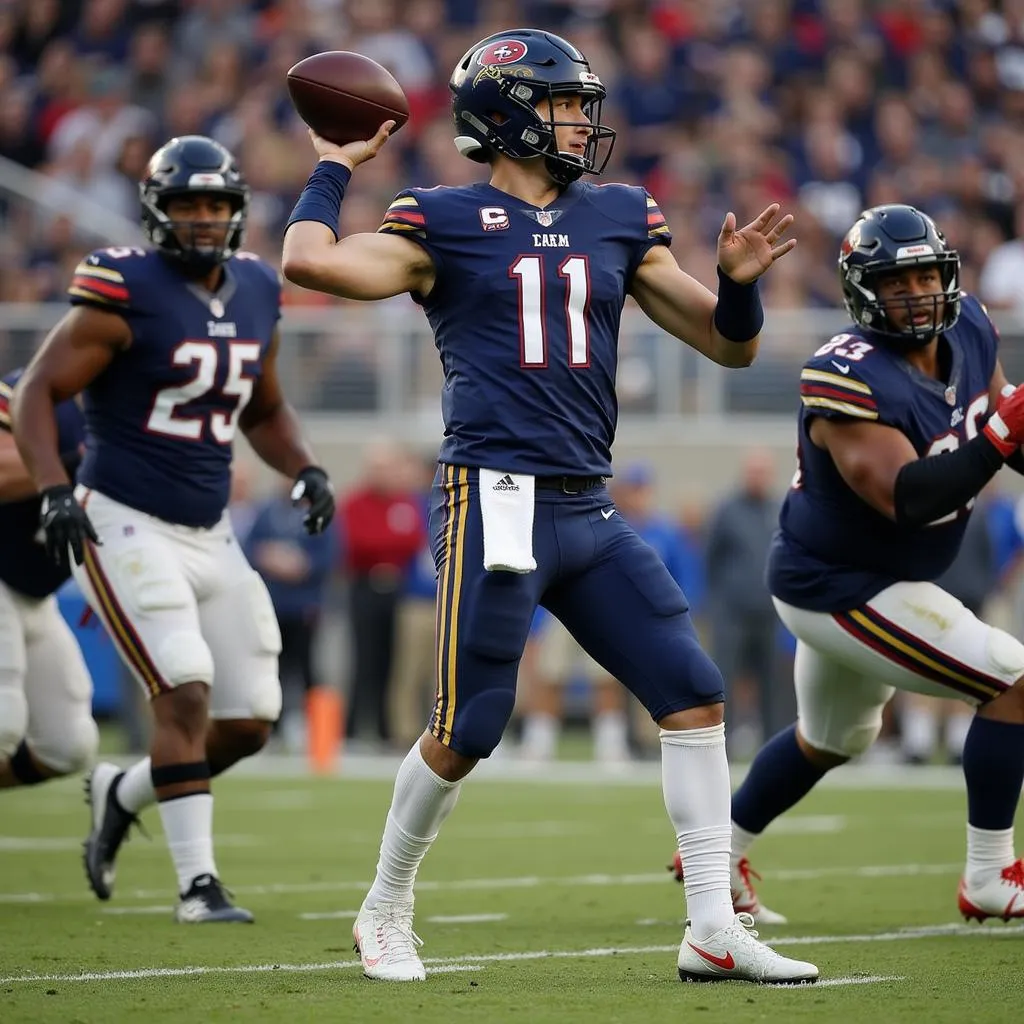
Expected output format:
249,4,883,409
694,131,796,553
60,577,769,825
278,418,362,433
291,466,335,535
309,122,395,173
39,484,100,571
985,383,1024,456
717,203,796,284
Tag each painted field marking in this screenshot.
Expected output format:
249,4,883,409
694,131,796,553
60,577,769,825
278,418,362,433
0,834,259,854
427,913,508,924
300,910,358,920
101,906,173,916
811,975,903,988
0,861,964,904
1,923,1018,986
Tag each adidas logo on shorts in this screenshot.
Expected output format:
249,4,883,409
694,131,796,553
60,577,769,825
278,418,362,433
492,474,519,492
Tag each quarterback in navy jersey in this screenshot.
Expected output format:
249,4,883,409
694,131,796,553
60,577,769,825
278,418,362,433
12,136,336,924
0,370,98,790
706,205,1024,927
283,29,816,984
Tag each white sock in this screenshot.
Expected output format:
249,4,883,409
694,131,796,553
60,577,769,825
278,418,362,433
158,793,217,895
966,824,1015,884
520,714,559,761
363,743,462,910
115,758,156,815
901,706,938,760
731,822,759,863
594,711,630,762
661,723,735,940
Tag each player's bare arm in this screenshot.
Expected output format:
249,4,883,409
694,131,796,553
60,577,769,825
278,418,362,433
281,125,436,300
11,305,131,491
809,417,917,520
239,330,335,534
630,203,795,368
238,330,318,479
0,429,37,502
812,378,1024,527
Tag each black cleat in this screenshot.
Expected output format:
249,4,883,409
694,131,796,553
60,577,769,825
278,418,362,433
174,874,254,923
83,762,144,901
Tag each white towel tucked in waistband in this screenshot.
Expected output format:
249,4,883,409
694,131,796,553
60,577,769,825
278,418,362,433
478,469,537,573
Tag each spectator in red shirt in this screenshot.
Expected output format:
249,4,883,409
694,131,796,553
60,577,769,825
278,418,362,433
340,441,426,745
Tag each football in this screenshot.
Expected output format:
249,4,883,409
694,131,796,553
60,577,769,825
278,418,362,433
286,51,410,147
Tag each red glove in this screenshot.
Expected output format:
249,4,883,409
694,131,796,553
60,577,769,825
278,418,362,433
984,383,1024,457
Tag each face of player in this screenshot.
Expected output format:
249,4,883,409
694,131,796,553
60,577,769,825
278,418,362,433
875,264,946,335
535,93,593,159
164,193,234,254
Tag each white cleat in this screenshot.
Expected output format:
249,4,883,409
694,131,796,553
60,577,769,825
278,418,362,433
677,913,819,984
731,856,788,926
958,858,1024,922
353,901,426,981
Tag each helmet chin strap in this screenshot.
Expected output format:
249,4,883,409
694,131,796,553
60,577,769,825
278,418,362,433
544,152,585,185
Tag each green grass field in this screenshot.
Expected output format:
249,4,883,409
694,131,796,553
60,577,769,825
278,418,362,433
1,756,1022,1023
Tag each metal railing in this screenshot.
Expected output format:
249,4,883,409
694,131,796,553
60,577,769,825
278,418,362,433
4,303,1021,424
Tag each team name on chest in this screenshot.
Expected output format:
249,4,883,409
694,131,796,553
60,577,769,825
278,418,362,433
532,233,570,248
207,320,237,338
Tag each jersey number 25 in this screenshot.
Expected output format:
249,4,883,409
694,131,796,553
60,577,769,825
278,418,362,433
146,341,260,444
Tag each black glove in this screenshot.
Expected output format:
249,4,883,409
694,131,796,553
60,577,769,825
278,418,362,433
290,466,335,535
39,484,100,570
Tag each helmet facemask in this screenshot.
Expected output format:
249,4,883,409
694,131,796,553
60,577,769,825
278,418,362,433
141,187,247,277
843,251,961,350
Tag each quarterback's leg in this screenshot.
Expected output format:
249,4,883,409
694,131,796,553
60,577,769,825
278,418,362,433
550,517,817,983
74,490,250,921
354,466,543,980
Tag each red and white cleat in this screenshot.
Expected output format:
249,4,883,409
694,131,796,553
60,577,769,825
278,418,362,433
668,852,788,926
958,858,1024,922
677,913,818,984
353,901,426,981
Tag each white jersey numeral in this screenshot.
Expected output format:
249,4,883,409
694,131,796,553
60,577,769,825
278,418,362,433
145,340,260,444
510,255,591,368
923,393,990,525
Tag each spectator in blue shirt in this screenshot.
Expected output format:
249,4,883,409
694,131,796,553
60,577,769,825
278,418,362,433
244,475,339,752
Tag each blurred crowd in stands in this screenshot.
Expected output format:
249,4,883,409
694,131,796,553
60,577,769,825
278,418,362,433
3,0,1024,315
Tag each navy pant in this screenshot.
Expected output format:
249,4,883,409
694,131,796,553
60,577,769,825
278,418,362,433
429,465,724,758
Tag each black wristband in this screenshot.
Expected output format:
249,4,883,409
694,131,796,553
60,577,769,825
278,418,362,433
894,432,1006,528
1006,448,1024,476
713,266,765,342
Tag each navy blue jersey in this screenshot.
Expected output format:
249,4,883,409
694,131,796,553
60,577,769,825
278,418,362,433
377,181,671,476
0,369,85,598
69,247,280,527
768,294,1000,612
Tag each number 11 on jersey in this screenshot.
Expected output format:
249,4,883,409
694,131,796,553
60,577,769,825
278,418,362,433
509,255,591,368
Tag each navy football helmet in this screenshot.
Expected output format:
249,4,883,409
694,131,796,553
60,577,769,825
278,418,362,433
140,136,249,276
838,204,961,348
449,29,616,186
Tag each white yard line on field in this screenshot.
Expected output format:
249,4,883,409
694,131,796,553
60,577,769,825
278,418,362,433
0,814,845,854
0,861,964,904
427,913,509,924
811,975,904,988
0,834,260,853
0,924,1018,986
